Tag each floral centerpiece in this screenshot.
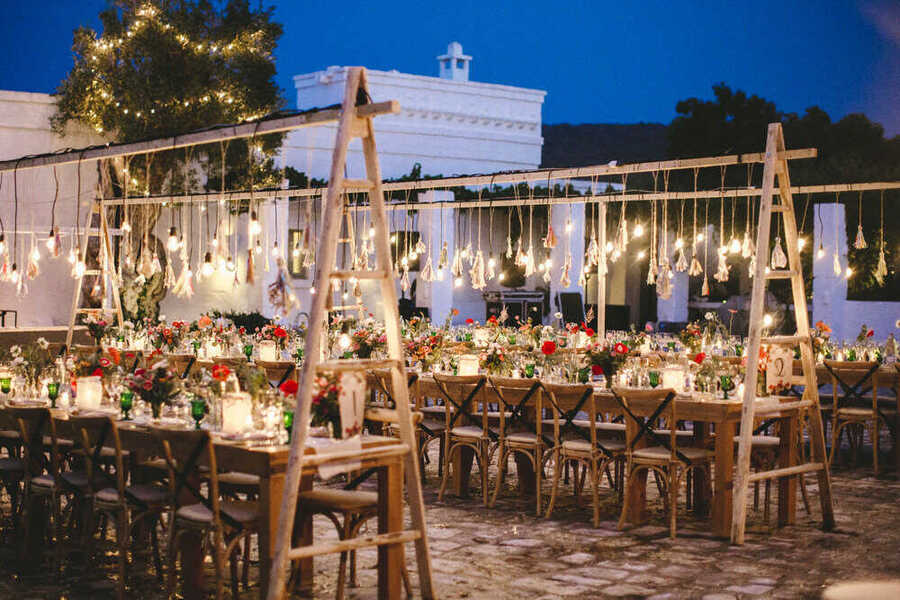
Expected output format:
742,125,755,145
406,333,444,369
12,338,56,392
678,322,703,353
584,341,629,386
480,342,511,375
310,374,341,438
81,313,111,345
812,320,833,359
257,323,289,350
126,360,179,419
352,325,386,359
148,321,185,353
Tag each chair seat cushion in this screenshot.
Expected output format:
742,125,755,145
733,435,781,447
218,472,261,488
837,406,896,418
450,425,485,438
506,432,539,444
420,419,446,432
562,439,625,453
97,483,168,505
31,474,56,488
177,500,259,525
298,489,378,513
0,457,24,472
0,430,20,440
633,446,712,462
60,471,89,490
653,429,695,438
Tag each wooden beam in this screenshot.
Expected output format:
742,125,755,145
0,101,400,173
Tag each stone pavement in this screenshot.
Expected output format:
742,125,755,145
0,449,898,599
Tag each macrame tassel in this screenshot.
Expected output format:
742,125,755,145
164,256,176,289
267,257,298,316
357,247,369,271
523,251,535,278
657,263,672,300
542,267,551,284
770,237,788,269
151,251,163,277
138,244,154,279
173,263,194,299
414,239,426,255
505,235,513,259
559,252,572,288
714,249,730,282
875,250,888,285
515,239,527,267
400,267,410,293
701,273,710,297
0,256,9,282
51,227,61,258
853,226,867,250
464,242,474,266
26,255,39,280
741,232,753,258
675,246,688,272
246,249,255,284
543,225,557,249
833,252,842,276
617,219,629,252
16,274,27,298
646,255,658,286
470,251,486,290
486,253,496,280
577,266,586,289
439,241,449,269
499,305,509,324
689,253,703,277
451,248,463,278
353,279,362,299
420,253,435,282
586,237,599,267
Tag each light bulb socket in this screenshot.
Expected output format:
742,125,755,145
204,251,213,263
168,227,177,238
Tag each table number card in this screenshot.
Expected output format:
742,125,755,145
338,371,366,439
766,345,793,392
458,354,480,376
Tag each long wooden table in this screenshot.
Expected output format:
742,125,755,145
414,375,804,538
6,405,405,600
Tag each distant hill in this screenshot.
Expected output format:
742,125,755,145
540,123,669,168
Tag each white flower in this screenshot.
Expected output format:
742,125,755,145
10,345,21,357
158,315,167,322
705,312,715,320
896,319,900,329
554,312,563,320
37,337,49,350
123,321,134,330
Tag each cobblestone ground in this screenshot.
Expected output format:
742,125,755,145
0,444,898,599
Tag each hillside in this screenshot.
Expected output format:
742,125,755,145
540,122,669,168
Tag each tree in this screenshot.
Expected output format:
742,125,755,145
53,0,284,319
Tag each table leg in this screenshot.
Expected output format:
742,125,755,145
257,471,288,599
514,452,536,496
622,415,648,526
693,422,711,517
712,420,735,538
453,445,474,497
181,471,205,600
778,415,798,527
378,459,404,600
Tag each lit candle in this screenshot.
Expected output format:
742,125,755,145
221,392,252,434
76,376,103,410
258,340,278,362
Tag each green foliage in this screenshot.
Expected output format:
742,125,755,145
210,310,271,332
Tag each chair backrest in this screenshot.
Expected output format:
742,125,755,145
167,353,198,379
543,382,597,448
823,360,879,409
151,427,232,530
8,407,53,481
67,414,125,497
612,387,680,461
488,376,544,439
432,373,488,432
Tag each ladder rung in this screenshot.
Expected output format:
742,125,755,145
770,205,790,213
342,179,375,190
762,334,808,346
747,462,825,483
365,407,423,425
83,270,103,276
317,358,403,372
753,399,815,414
298,442,411,467
328,305,365,312
357,99,401,118
765,270,799,280
288,530,420,561
330,270,389,280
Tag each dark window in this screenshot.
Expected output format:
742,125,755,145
456,59,465,69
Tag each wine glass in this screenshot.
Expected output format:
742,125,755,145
283,407,295,443
243,343,254,362
720,374,735,400
648,370,660,388
47,381,60,408
190,397,207,430
120,390,134,420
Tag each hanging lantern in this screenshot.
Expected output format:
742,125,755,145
729,237,741,254
633,222,644,238
714,248,730,282
201,251,215,278
853,225,867,250
167,227,180,252
770,236,788,269
249,211,262,236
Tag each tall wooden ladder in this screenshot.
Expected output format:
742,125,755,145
266,67,436,599
65,197,125,348
731,122,835,544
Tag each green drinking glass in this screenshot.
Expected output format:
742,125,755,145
283,408,295,443
0,377,11,395
507,334,517,345
720,374,735,400
190,398,207,430
192,340,201,355
243,343,254,361
648,371,660,388
524,363,535,378
47,382,60,408
120,390,134,420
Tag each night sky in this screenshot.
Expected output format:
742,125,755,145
2,0,897,135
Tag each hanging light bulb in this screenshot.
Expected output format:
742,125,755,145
797,237,807,252
612,249,622,261
400,255,409,268
697,232,705,242
544,258,552,269
292,243,301,258
310,286,316,295
729,237,741,254
674,237,684,250
435,267,445,281
74,260,86,278
390,234,397,244
30,245,41,262
45,230,56,252
0,234,5,255
255,239,262,255
633,222,645,237
248,211,262,235
763,313,773,327
454,276,463,288
409,251,418,261
67,248,77,264
537,262,545,272
342,290,349,300
225,256,235,272
270,242,279,257
605,241,614,253
369,226,375,239
211,235,219,249
487,255,496,269
498,271,506,281
201,252,214,277
167,227,180,251
9,263,19,284
844,266,853,278
637,250,646,260
565,219,573,233
816,242,825,260
338,332,352,350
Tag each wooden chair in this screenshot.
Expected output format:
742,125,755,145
825,360,893,475
614,387,713,538
153,427,258,600
433,373,494,505
167,353,200,380
487,376,548,515
68,414,167,599
0,408,26,518
544,383,625,527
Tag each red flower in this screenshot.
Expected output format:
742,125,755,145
92,368,103,377
134,368,146,377
125,352,136,360
591,364,604,376
465,318,474,325
585,327,595,338
614,343,628,355
693,352,706,364
273,326,288,338
99,357,111,367
211,364,231,382
487,315,498,324
279,380,299,396
238,327,246,335
541,341,557,355
107,348,121,366
866,329,874,338
142,380,153,391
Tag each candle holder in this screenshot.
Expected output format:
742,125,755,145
524,363,535,378
243,343,254,361
0,376,11,396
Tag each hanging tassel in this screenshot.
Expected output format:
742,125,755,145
542,266,551,284
414,239,426,254
741,232,753,258
353,279,362,299
267,257,298,316
464,242,474,266
151,251,163,277
675,247,688,272
617,219,629,251
657,263,672,300
577,266,586,289
486,253,496,280
543,225,557,249
400,267,411,293
420,253,435,282
246,248,255,284
515,239,527,267
853,225,867,250
51,227,61,258
559,251,572,288
714,248,730,282
16,274,27,298
832,252,842,276
701,273,710,296
451,247,463,278
470,251,486,290
439,241,449,269
875,250,887,285
505,235,513,259
586,237,599,267
26,254,39,280
164,255,176,289
173,262,194,299
499,305,509,323
357,247,369,271
523,251,535,278
0,255,9,282
770,236,788,269
646,255,658,286
689,253,703,277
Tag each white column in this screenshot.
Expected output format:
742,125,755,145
416,190,455,325
656,228,689,323
548,202,585,320
812,202,849,340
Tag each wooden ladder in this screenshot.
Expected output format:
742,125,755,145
65,198,125,348
266,67,436,599
731,123,835,544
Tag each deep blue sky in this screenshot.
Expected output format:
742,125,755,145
2,1,897,135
